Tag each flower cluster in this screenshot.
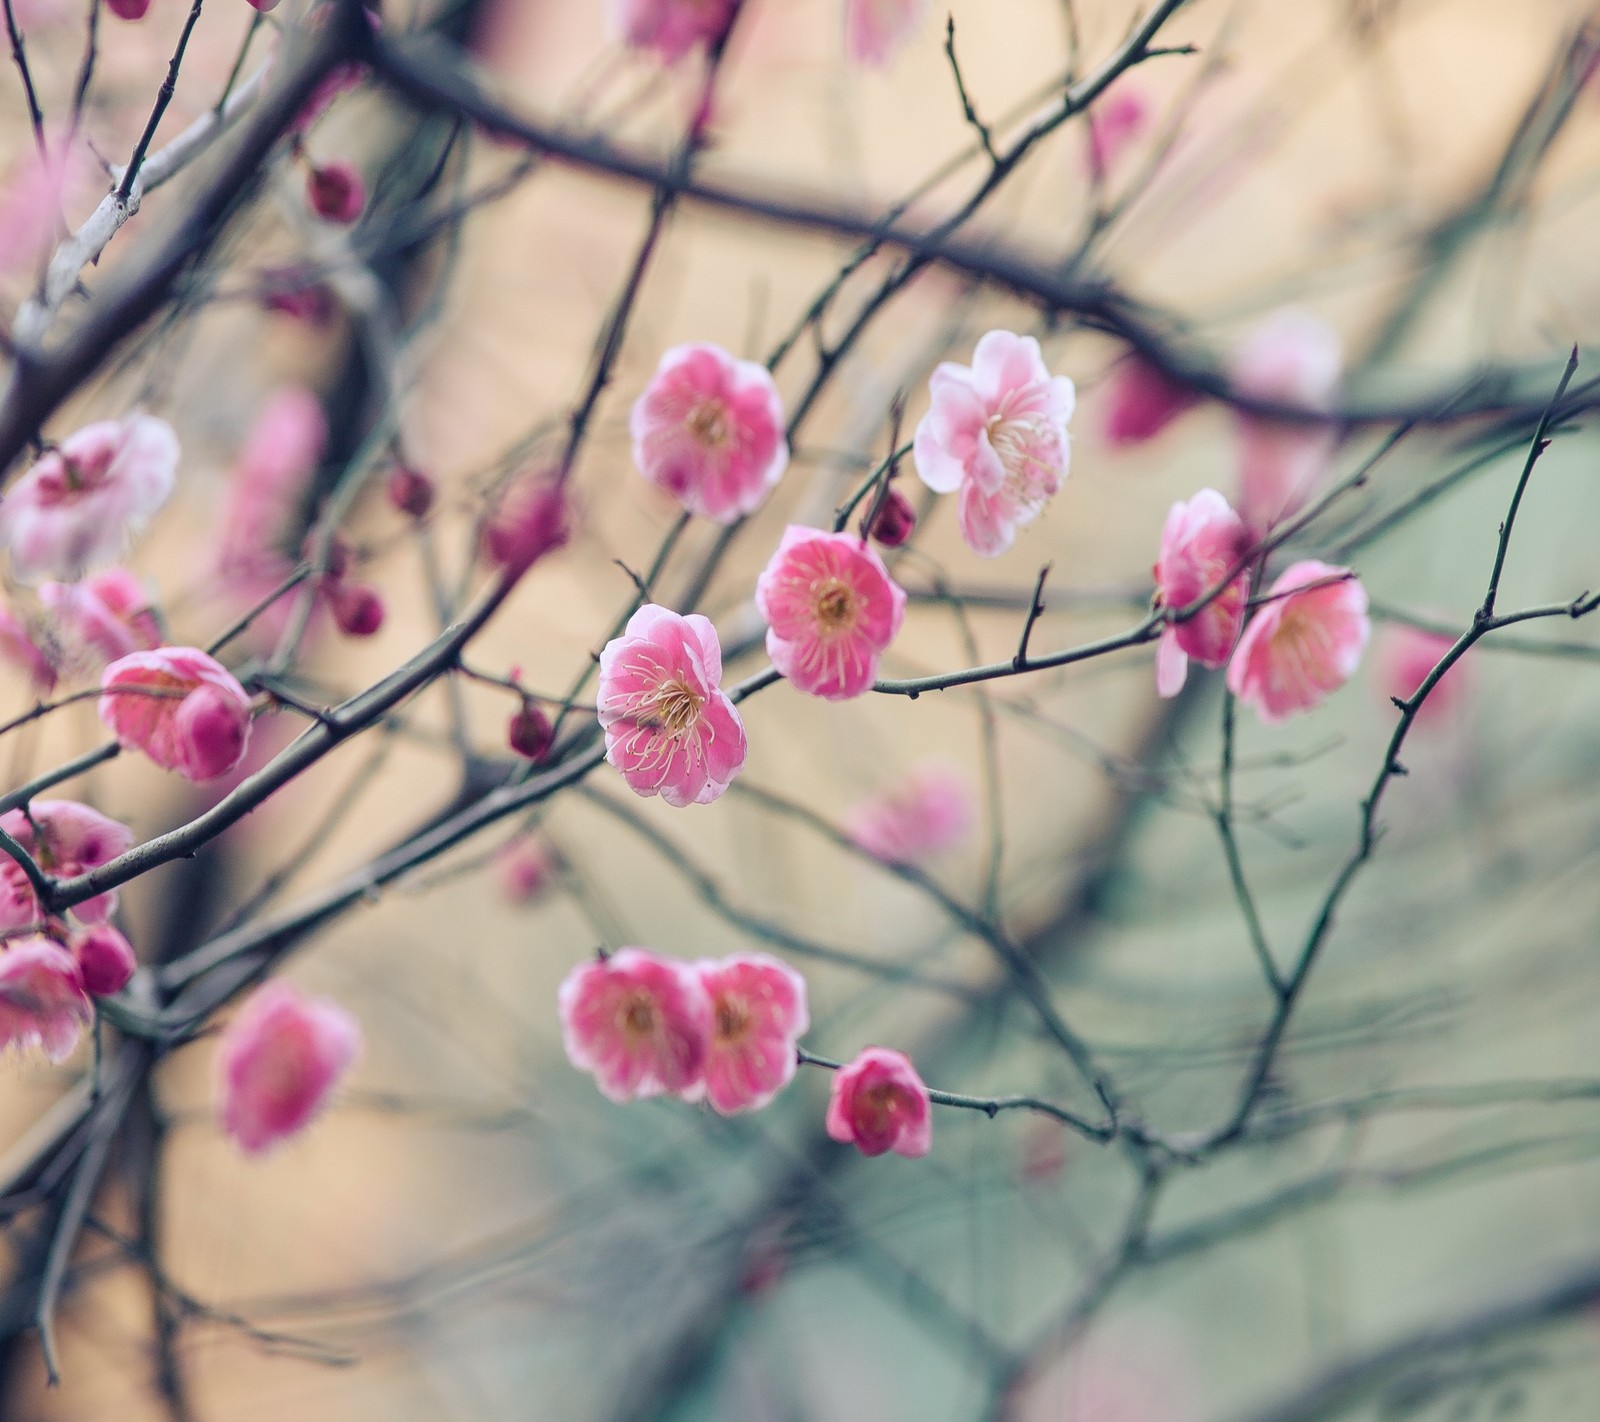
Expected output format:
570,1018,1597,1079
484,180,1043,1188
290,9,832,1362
0,800,139,1062
559,948,808,1114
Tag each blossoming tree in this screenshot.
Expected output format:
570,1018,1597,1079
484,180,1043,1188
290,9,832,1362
0,0,1595,1418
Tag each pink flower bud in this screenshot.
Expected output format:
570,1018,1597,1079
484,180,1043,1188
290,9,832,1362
1152,489,1251,698
107,0,151,17
864,485,917,547
216,981,361,1156
247,0,282,14
73,923,136,997
507,700,554,761
825,1046,932,1158
386,464,435,518
306,160,365,224
330,581,384,638
101,647,254,781
481,473,570,578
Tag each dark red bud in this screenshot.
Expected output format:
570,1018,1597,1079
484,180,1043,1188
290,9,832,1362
865,486,917,548
386,464,435,519
331,582,384,638
508,701,554,761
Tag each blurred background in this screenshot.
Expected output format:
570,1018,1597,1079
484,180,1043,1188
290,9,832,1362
5,0,1600,1418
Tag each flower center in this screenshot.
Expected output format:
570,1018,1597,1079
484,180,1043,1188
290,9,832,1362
619,992,658,1038
713,994,750,1045
812,579,857,636
685,399,731,450
985,413,1055,509
646,675,705,737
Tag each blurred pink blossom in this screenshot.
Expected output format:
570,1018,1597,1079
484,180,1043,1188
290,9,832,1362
100,646,253,781
1087,84,1149,178
630,343,788,524
609,0,738,61
845,0,929,66
0,799,134,931
914,330,1075,557
72,922,136,997
0,603,57,691
755,526,905,700
1227,560,1370,724
597,604,746,807
825,1046,932,1158
216,981,361,1156
107,0,152,16
1153,488,1251,697
846,763,974,865
690,953,809,1114
495,834,558,905
217,388,327,584
559,948,711,1102
481,471,570,577
0,938,91,1062
1099,355,1198,447
1378,626,1469,724
0,414,178,584
40,567,162,669
1232,309,1341,534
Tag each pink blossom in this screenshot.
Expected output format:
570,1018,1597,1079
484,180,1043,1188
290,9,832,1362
558,948,712,1102
1152,489,1252,698
1232,309,1341,534
0,799,134,931
482,471,570,577
0,603,57,691
0,414,178,583
495,834,558,905
306,160,365,224
1087,85,1149,178
609,0,738,61
1226,560,1370,724
0,938,91,1063
845,0,929,66
72,923,136,997
597,604,747,807
217,387,328,584
630,343,788,524
1378,626,1469,725
106,0,151,15
100,647,253,781
216,981,361,1156
1100,355,1198,447
690,953,809,1114
913,330,1075,557
825,1046,932,1158
846,763,974,865
0,133,92,278
40,568,162,669
754,526,905,699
